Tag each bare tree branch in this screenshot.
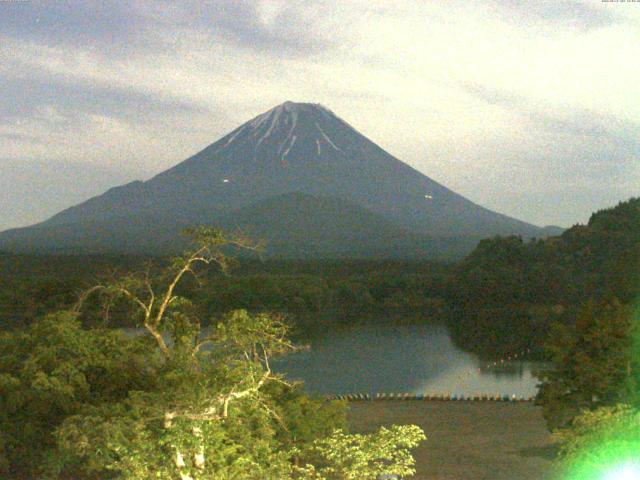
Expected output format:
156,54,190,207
76,227,265,362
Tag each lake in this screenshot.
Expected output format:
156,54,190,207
273,322,543,398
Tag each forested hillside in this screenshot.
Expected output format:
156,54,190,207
446,198,640,358
1,198,637,360
0,255,452,330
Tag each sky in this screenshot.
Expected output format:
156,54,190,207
1,0,639,231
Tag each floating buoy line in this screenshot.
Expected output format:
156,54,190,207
326,393,535,402
324,346,538,403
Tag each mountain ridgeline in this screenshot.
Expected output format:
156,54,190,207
0,102,559,258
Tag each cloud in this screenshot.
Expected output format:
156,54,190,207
0,0,638,229
488,0,619,31
0,1,151,59
0,73,207,125
0,157,143,231
0,0,336,59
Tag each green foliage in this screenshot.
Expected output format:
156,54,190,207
270,383,347,452
0,254,452,331
294,425,426,480
553,404,640,480
446,197,640,359
535,300,634,431
53,389,296,479
202,271,447,319
0,229,425,479
0,311,157,478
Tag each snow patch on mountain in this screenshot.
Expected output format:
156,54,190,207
315,122,342,152
282,135,297,160
217,124,247,152
256,110,280,146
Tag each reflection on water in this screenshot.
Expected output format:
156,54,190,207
273,322,543,397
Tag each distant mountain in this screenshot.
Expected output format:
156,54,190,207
539,225,566,237
214,192,481,259
0,101,554,258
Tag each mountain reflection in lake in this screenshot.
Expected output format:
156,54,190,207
273,322,542,397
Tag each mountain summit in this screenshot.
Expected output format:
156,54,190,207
0,101,551,257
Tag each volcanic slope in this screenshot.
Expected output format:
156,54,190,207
0,102,549,257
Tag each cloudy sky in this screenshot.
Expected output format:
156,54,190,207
1,0,639,231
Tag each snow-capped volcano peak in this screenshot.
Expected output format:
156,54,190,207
277,101,333,114
2,101,548,256
248,101,335,130
209,100,354,164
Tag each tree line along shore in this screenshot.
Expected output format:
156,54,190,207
1,198,638,361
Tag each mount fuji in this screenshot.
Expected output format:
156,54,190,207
0,102,557,258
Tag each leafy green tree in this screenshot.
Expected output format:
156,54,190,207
0,311,157,478
1,227,425,479
294,425,425,480
50,309,300,479
535,300,634,431
271,383,347,456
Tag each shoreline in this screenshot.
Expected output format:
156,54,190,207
328,393,536,401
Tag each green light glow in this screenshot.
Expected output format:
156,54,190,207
602,463,640,480
557,302,640,480
558,404,640,480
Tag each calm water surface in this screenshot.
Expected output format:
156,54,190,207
273,322,542,397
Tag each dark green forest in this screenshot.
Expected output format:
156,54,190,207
1,198,638,360
446,197,640,358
